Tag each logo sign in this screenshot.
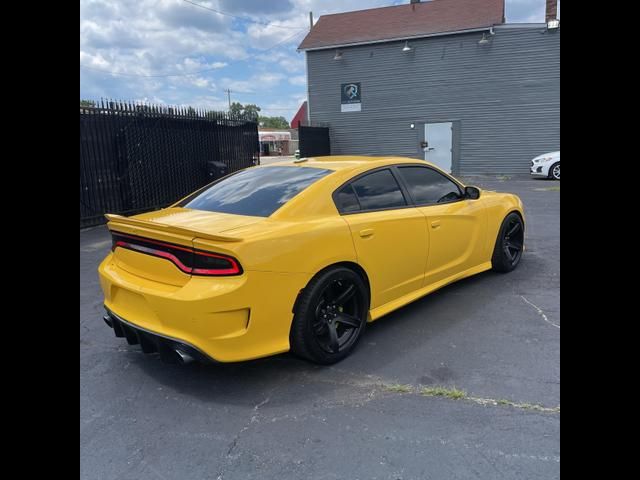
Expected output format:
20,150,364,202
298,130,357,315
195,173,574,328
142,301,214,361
341,82,361,112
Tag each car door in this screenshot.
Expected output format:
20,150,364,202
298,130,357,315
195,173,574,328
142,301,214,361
334,168,428,309
395,165,486,286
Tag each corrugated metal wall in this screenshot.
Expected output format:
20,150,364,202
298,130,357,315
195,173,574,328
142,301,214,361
306,26,560,175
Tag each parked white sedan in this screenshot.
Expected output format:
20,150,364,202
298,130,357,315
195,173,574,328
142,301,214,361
530,151,560,180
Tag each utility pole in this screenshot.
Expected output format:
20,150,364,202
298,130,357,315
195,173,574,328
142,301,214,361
226,88,231,109
309,11,313,29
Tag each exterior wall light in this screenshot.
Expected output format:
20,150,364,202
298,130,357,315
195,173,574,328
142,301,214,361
333,50,343,60
402,41,412,53
547,19,560,29
478,27,495,46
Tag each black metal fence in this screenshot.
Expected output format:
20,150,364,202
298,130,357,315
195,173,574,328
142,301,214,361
80,100,259,228
299,125,330,158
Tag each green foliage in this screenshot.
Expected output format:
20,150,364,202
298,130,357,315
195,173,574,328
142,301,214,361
242,104,261,119
259,116,290,129
229,101,244,116
229,102,261,120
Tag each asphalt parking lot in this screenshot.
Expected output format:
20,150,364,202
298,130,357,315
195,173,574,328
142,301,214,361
80,177,559,480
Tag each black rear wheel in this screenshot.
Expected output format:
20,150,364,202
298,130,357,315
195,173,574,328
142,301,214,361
290,267,368,364
491,213,524,273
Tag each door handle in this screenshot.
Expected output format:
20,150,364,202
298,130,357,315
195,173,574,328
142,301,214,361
430,220,441,229
359,228,374,238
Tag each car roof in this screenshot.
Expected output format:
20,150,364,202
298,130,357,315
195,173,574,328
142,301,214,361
261,155,433,173
260,155,453,220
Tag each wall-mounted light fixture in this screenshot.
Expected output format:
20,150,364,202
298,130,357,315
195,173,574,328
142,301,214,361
333,50,343,60
410,123,415,129
547,19,560,30
402,41,412,53
478,27,495,46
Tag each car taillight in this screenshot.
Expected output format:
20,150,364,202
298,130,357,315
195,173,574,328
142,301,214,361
111,232,242,276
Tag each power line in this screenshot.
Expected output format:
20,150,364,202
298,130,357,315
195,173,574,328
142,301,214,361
181,0,307,30
80,29,306,78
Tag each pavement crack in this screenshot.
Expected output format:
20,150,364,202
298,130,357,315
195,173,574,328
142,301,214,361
302,369,560,414
254,396,270,410
520,295,560,329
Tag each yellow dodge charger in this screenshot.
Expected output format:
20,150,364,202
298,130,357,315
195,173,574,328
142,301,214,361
99,156,524,365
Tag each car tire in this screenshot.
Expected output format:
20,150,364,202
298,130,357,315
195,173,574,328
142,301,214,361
491,212,525,273
290,266,369,365
549,162,560,180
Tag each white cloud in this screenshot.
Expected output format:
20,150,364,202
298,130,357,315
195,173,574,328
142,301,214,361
288,75,306,86
81,0,553,112
218,72,286,95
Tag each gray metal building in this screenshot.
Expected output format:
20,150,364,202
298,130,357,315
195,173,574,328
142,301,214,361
298,0,560,175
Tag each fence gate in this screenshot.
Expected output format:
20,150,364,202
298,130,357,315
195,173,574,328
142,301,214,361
80,100,258,228
298,125,330,158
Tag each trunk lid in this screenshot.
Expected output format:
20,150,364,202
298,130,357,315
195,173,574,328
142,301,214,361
106,208,263,286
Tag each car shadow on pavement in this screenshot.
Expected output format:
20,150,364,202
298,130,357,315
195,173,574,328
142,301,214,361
126,270,499,407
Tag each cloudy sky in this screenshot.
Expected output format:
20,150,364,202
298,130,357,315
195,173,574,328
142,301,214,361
80,0,558,122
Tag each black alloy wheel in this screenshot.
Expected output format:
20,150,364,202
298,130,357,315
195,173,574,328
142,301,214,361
290,267,368,364
492,213,525,273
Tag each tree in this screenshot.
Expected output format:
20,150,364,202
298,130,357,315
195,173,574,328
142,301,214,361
259,116,290,129
228,102,261,119
80,99,95,107
229,102,244,116
242,104,261,119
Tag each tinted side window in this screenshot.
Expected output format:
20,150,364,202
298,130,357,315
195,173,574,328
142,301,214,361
350,169,407,211
335,184,360,213
398,167,462,205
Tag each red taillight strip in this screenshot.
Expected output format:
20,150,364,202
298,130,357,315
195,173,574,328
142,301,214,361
192,266,239,275
112,232,242,276
115,241,193,274
114,232,194,253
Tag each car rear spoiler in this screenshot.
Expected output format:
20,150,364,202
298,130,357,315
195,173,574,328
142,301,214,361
104,214,242,243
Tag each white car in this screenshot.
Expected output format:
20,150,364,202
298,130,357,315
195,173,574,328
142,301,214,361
530,151,560,180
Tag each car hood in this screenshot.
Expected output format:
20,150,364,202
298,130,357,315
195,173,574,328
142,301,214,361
532,151,560,161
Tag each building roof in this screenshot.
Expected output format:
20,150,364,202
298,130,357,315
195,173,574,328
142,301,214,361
258,131,292,141
290,101,308,128
298,0,505,51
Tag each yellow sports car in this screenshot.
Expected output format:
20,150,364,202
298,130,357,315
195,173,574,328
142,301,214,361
99,156,524,365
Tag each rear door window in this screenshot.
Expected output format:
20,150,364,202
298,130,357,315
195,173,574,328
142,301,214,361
349,169,407,211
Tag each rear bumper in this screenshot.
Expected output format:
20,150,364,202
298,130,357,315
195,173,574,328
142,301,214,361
104,308,215,363
98,253,312,363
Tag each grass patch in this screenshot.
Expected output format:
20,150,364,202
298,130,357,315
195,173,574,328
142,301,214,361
382,383,414,393
420,386,467,400
376,381,559,413
492,398,560,413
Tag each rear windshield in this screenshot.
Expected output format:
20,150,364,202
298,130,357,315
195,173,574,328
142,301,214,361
180,166,332,217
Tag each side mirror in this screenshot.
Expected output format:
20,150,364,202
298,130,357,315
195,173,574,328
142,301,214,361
464,186,481,199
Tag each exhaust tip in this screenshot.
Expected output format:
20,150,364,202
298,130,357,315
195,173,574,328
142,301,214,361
174,349,195,365
103,315,113,328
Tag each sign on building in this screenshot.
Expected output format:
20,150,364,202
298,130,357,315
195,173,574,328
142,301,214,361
341,82,361,112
